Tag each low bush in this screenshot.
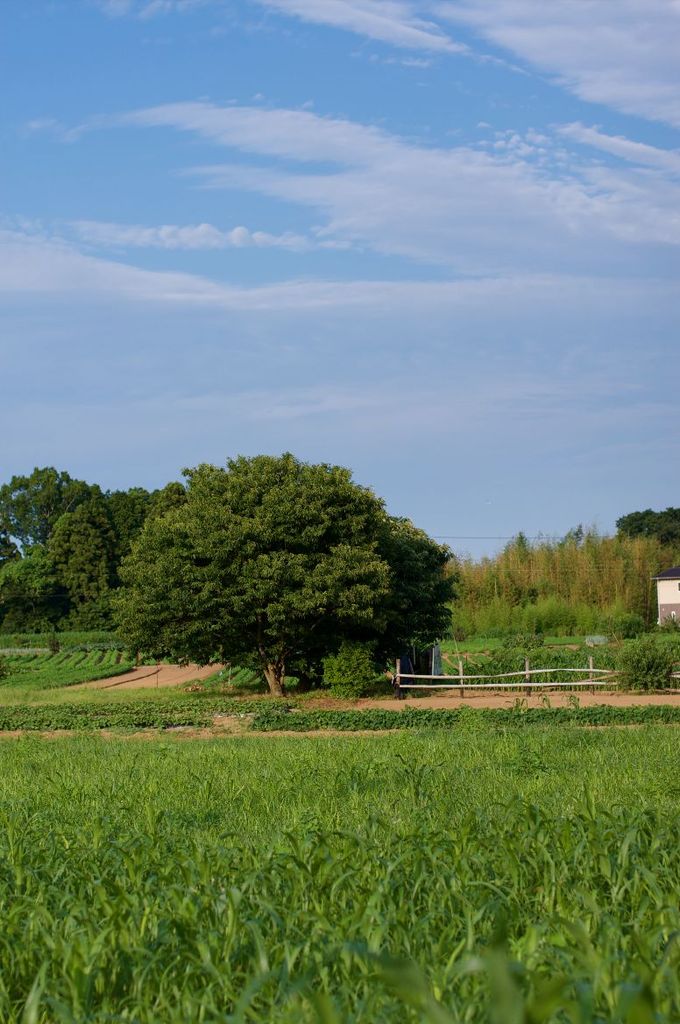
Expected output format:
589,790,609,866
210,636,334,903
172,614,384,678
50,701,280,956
606,612,645,639
500,632,545,652
323,641,382,698
618,636,680,690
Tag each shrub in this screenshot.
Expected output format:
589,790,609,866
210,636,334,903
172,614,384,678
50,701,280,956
501,632,545,653
607,612,645,639
0,656,7,682
323,641,382,698
618,636,679,690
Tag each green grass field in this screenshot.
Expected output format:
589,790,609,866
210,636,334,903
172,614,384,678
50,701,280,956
0,725,679,1022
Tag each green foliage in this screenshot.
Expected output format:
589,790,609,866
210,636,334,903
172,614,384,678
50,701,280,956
0,530,19,565
0,695,286,730
606,611,645,639
0,650,135,691
617,636,679,690
250,703,680,732
0,730,679,1021
448,644,617,687
48,497,117,627
0,467,99,549
371,517,454,661
617,506,680,545
500,632,545,652
105,486,152,564
0,468,188,633
116,454,451,697
323,641,381,697
456,529,680,636
0,630,121,648
147,480,187,519
0,545,65,630
0,656,7,681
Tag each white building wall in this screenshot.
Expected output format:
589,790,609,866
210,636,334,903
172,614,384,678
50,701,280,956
656,578,680,622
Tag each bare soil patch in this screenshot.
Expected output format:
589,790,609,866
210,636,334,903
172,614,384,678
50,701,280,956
74,664,221,691
353,690,680,711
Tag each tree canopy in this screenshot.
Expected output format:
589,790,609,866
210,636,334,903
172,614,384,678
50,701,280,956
0,467,187,631
617,507,680,546
115,454,454,694
0,468,99,550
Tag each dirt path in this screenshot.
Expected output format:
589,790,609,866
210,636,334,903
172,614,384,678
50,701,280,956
74,664,220,691
352,690,680,711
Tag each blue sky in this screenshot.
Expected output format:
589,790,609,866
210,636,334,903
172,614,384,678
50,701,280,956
1,0,679,557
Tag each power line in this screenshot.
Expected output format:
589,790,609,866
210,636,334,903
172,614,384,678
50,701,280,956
432,535,563,541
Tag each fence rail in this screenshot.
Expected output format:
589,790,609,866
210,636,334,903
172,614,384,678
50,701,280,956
396,679,612,691
398,668,615,681
393,657,618,696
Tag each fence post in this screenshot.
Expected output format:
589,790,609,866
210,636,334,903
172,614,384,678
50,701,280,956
394,659,401,700
588,655,594,695
525,656,531,697
458,657,464,698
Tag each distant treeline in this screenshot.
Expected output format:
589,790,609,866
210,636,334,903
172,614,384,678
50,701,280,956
454,522,680,637
0,467,186,631
1,466,678,637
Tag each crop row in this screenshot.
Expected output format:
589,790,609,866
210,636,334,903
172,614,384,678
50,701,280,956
1,650,132,690
2,699,680,732
250,703,680,731
0,698,282,731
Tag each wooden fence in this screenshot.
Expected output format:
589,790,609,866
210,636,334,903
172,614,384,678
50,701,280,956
393,656,617,697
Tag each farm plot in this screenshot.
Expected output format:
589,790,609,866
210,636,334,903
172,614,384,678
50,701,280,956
0,650,134,691
0,727,679,1022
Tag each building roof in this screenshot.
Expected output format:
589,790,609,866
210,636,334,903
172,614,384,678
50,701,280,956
652,566,680,580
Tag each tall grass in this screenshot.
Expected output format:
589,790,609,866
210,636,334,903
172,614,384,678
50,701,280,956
0,729,679,1021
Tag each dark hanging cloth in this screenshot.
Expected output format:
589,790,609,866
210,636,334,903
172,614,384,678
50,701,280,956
397,654,415,680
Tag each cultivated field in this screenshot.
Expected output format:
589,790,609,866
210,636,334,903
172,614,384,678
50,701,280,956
1,727,679,1022
0,649,134,691
1,632,680,1020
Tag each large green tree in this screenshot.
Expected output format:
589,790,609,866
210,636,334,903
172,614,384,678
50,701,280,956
48,498,117,627
115,455,452,695
372,516,455,663
0,467,98,550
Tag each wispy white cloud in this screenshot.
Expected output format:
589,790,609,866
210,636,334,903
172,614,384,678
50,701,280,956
95,0,210,17
112,101,680,270
255,0,463,52
557,123,680,176
437,0,680,127
69,219,314,251
99,0,461,50
2,228,677,321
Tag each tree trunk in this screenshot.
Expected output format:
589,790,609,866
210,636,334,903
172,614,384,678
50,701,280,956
263,662,286,696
